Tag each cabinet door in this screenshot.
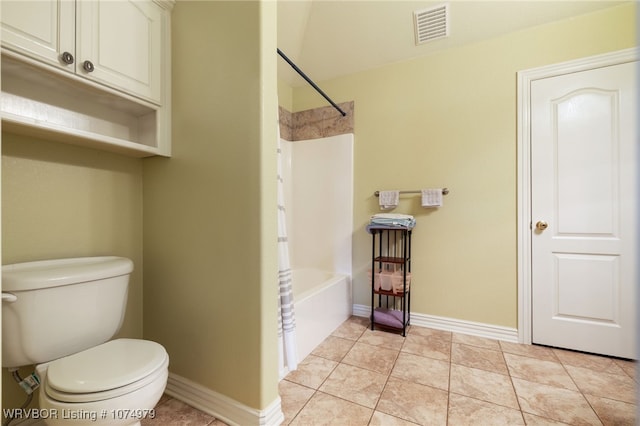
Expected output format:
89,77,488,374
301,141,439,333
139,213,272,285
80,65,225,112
0,0,75,71
76,0,164,104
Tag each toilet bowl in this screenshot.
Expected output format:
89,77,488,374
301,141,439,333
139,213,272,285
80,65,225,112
37,339,168,426
1,257,170,425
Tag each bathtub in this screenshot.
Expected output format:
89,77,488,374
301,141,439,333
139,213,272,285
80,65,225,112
292,268,352,362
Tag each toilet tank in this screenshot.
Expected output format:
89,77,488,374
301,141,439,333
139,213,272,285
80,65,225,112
2,257,134,368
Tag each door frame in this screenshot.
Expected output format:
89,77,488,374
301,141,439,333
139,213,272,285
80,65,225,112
516,47,638,345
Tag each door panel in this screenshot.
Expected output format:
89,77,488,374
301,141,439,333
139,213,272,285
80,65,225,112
77,0,163,104
531,61,637,359
555,253,618,322
0,0,75,69
555,90,618,235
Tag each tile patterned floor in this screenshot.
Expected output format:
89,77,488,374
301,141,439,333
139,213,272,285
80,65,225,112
142,394,227,426
146,316,638,425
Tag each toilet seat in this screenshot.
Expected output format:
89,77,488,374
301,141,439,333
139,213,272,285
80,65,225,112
44,339,168,403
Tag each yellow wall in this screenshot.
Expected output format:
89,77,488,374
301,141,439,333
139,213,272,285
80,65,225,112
1,133,144,412
0,0,634,419
278,78,293,111
1,0,279,414
291,3,636,328
142,0,279,410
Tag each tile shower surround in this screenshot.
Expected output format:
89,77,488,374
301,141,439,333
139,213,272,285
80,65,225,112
144,316,637,425
279,102,354,142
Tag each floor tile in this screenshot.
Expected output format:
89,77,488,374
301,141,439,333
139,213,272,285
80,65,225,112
289,392,373,426
565,364,637,404
504,352,578,391
331,316,368,340
584,394,637,426
391,351,450,391
376,377,448,425
614,358,637,381
369,411,420,426
401,333,451,361
499,341,558,362
342,341,398,375
358,328,405,350
512,378,601,425
310,335,355,361
449,363,519,409
451,342,509,375
452,333,501,350
553,348,627,376
284,354,337,389
521,413,572,425
447,393,525,425
319,363,387,408
406,325,452,342
151,317,639,426
142,397,218,426
278,380,315,425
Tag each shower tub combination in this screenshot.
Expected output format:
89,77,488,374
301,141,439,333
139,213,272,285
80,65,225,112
292,269,352,361
280,134,354,367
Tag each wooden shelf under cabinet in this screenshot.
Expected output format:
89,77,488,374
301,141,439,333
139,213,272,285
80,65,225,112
1,53,168,157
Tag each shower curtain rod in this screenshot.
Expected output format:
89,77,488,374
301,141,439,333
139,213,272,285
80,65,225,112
277,48,347,117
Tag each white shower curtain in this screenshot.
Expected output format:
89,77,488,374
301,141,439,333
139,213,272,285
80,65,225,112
277,124,298,375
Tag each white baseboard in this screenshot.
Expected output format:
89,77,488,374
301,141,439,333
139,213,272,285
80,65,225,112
165,373,284,426
353,304,519,343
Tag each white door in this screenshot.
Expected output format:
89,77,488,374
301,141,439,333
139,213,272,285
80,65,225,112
531,60,637,359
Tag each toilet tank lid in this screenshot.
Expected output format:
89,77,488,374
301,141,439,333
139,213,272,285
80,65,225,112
2,257,134,291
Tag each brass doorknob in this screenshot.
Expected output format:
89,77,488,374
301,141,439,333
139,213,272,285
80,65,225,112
536,221,548,231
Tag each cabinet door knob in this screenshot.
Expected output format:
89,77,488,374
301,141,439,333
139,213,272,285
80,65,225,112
61,51,74,65
83,60,95,73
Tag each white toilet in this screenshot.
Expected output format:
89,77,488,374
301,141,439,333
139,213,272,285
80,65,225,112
2,257,169,425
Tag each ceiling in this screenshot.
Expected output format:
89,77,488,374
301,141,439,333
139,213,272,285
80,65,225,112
277,0,626,87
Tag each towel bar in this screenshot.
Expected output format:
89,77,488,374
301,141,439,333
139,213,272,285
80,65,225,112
374,188,449,197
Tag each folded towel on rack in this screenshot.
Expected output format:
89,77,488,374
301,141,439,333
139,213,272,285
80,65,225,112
421,188,443,208
378,190,399,210
369,213,416,228
373,307,405,329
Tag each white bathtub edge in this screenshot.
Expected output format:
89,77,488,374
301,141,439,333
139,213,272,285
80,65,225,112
294,272,349,303
294,274,352,362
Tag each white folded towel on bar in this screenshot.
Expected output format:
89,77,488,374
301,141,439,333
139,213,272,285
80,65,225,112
421,188,443,208
378,190,399,210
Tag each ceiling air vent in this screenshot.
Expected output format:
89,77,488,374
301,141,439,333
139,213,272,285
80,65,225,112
414,4,449,45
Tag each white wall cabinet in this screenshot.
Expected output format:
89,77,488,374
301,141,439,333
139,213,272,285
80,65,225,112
78,0,163,104
0,0,173,157
0,1,75,70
